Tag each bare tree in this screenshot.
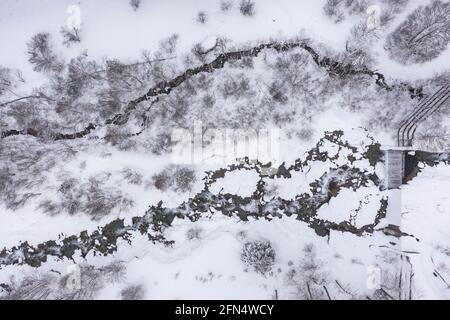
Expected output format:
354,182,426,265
26,32,63,73
385,0,450,64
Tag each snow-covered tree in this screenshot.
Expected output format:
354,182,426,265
26,32,62,73
385,0,450,64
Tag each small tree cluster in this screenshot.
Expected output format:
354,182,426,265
220,0,233,12
2,262,125,300
186,226,203,240
39,174,134,219
104,125,137,151
323,0,369,23
151,165,196,192
385,0,450,64
196,11,207,24
121,168,143,185
219,73,252,99
120,284,145,300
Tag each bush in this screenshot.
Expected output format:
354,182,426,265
152,169,172,191
241,240,276,274
323,0,345,23
324,0,373,23
104,126,137,151
196,11,207,24
149,132,173,155
173,166,196,192
158,34,179,55
220,73,251,99
61,26,81,47
221,0,233,12
201,93,216,109
80,177,134,219
26,32,62,73
121,284,145,300
268,81,288,104
296,126,314,142
130,0,140,11
186,227,203,240
40,174,134,219
239,0,255,16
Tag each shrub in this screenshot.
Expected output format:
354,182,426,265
173,166,196,192
121,284,145,300
26,32,62,73
296,127,314,142
61,26,81,47
186,227,203,240
81,177,134,219
121,168,143,185
152,169,172,191
201,93,216,109
323,0,345,23
104,126,137,151
158,34,179,55
196,11,207,24
220,0,233,12
239,0,255,16
151,165,196,192
324,0,373,22
220,73,251,99
268,81,288,104
241,240,276,274
130,0,140,11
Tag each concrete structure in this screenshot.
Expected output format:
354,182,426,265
384,148,407,189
